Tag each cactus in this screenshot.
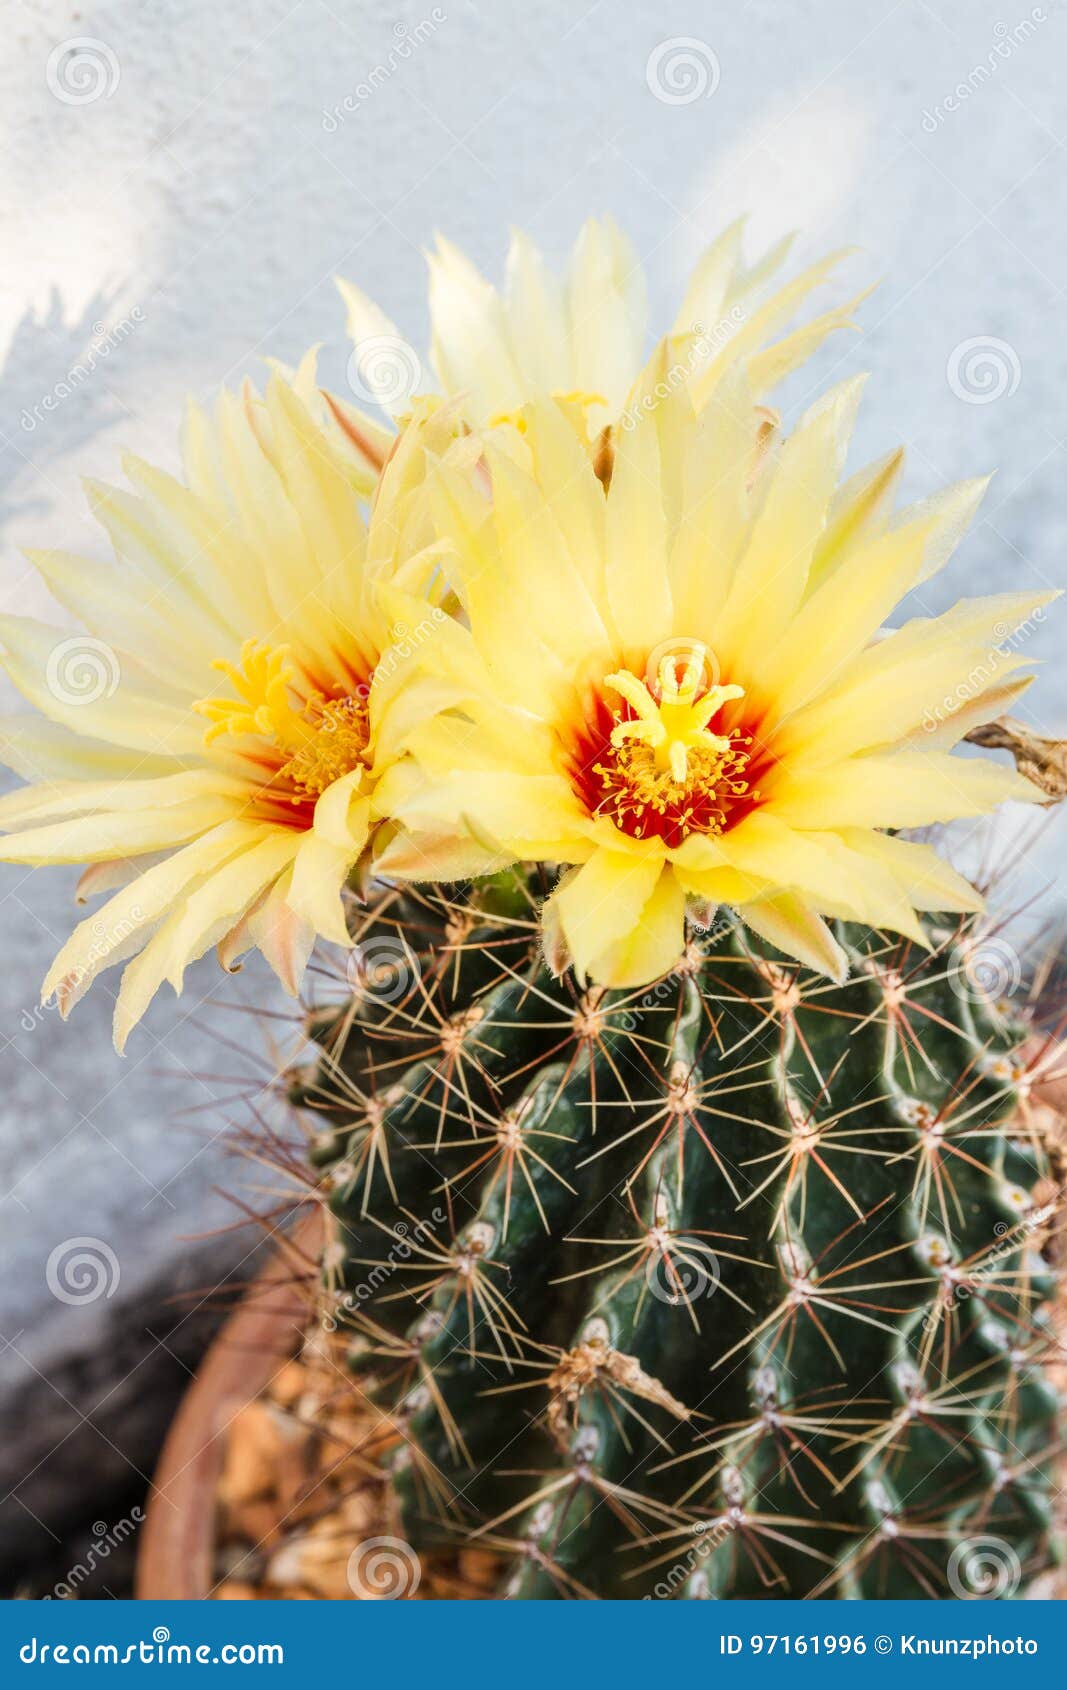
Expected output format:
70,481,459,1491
286,875,1062,1600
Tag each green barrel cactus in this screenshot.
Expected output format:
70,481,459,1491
287,877,1060,1600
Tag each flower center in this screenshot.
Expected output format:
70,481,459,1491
282,695,371,799
194,639,371,805
567,645,758,847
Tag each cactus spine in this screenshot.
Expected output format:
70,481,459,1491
288,878,1061,1599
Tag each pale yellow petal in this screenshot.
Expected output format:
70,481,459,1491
287,832,357,947
373,829,517,882
312,769,369,851
604,405,672,659
776,592,1055,763
806,447,905,595
42,820,268,1009
504,228,569,394
740,893,848,983
672,219,748,332
768,751,1039,830
220,865,315,995
714,377,865,672
567,217,647,423
689,250,855,410
0,768,245,830
428,235,525,423
742,288,870,396
549,846,662,981
668,369,757,636
1,796,241,864
167,831,302,989
832,829,984,914
0,615,202,753
586,865,686,988
754,511,937,717
0,716,180,785
391,770,587,860
336,277,421,419
487,442,611,670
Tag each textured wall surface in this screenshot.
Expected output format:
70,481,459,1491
1,0,1065,1582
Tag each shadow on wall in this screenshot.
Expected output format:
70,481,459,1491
0,288,136,529
0,288,297,1592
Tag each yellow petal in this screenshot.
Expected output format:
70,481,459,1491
714,377,865,672
586,865,686,988
0,615,202,753
42,820,268,1009
336,276,421,419
742,288,871,396
287,831,357,947
1,796,240,864
549,846,662,981
833,829,984,914
567,216,647,423
768,750,1039,830
167,831,302,990
776,592,1055,763
740,893,848,983
428,234,524,423
391,769,587,860
755,511,937,717
504,228,570,395
806,447,905,595
313,770,370,851
604,405,672,659
219,866,315,995
667,369,758,636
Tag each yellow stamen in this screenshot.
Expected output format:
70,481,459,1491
488,389,609,432
195,640,304,750
195,639,372,801
604,650,745,784
281,695,370,799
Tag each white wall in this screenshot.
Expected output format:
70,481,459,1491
1,0,1065,1555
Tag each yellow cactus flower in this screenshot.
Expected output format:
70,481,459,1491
0,373,448,1048
335,216,866,464
374,374,1052,988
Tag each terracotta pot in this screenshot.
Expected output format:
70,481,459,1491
135,1211,322,1600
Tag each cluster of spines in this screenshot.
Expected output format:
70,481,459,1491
283,880,1063,1599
